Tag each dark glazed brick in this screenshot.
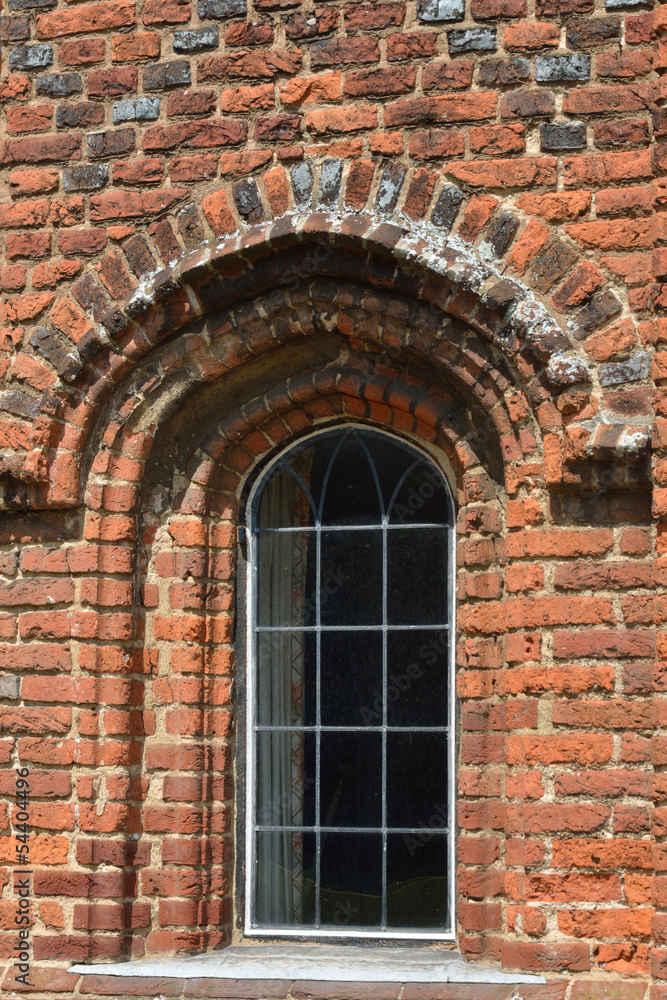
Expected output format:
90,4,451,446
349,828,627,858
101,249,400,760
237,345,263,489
318,160,343,206
198,0,246,16
291,161,314,204
233,178,264,222
73,274,112,322
566,17,620,46
87,129,135,159
173,27,219,52
123,235,158,278
8,0,55,8
56,103,105,129
431,184,463,231
143,61,192,91
36,73,83,97
418,0,465,21
484,212,519,259
500,91,555,118
478,58,530,86
529,241,579,293
255,114,301,143
30,326,66,368
64,163,110,192
10,44,53,70
540,122,586,151
569,290,623,337
535,54,591,81
1,15,31,40
376,163,407,213
448,27,496,52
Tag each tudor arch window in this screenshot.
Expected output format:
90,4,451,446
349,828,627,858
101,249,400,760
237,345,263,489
246,426,455,939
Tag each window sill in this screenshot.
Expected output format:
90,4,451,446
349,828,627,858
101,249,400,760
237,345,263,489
70,943,546,987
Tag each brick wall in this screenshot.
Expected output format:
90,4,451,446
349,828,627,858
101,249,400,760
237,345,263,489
0,0,665,995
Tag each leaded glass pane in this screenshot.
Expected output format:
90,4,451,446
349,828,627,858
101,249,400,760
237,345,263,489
250,427,453,936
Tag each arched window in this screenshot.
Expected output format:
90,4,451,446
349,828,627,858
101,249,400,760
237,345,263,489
246,426,455,939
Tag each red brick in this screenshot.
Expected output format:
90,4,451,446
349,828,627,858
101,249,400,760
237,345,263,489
0,134,81,166
6,106,53,135
504,22,559,49
469,124,525,156
304,106,377,135
385,93,497,127
408,129,465,159
143,0,190,22
111,31,161,60
59,37,107,65
502,941,590,973
36,0,136,39
448,157,557,191
387,32,438,61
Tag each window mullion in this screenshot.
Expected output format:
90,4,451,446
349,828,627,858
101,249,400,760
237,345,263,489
381,518,388,932
315,517,322,930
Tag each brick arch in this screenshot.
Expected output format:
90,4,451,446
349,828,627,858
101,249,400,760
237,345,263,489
3,164,589,506
0,166,652,511
130,367,512,960
80,285,541,529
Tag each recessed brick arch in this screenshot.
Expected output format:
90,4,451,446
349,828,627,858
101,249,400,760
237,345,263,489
83,273,545,516
1,197,652,512
115,360,515,962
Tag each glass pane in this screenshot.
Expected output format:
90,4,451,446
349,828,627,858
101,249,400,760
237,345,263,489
389,462,451,525
357,431,416,515
256,732,316,827
320,432,383,525
321,631,383,726
320,833,382,927
287,437,335,519
386,834,449,929
320,731,382,827
256,632,310,727
320,530,382,626
387,528,448,626
257,532,312,627
386,732,448,828
387,630,449,727
258,465,315,529
255,831,316,926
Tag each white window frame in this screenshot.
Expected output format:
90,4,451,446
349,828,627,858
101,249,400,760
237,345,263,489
243,424,457,941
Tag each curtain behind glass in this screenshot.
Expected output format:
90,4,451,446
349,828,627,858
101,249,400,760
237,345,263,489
256,465,311,924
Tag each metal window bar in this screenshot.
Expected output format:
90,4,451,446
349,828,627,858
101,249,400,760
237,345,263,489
247,426,455,939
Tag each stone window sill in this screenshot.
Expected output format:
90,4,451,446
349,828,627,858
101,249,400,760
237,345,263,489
70,943,546,990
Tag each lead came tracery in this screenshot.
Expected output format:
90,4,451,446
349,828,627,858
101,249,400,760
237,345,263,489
247,427,455,937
